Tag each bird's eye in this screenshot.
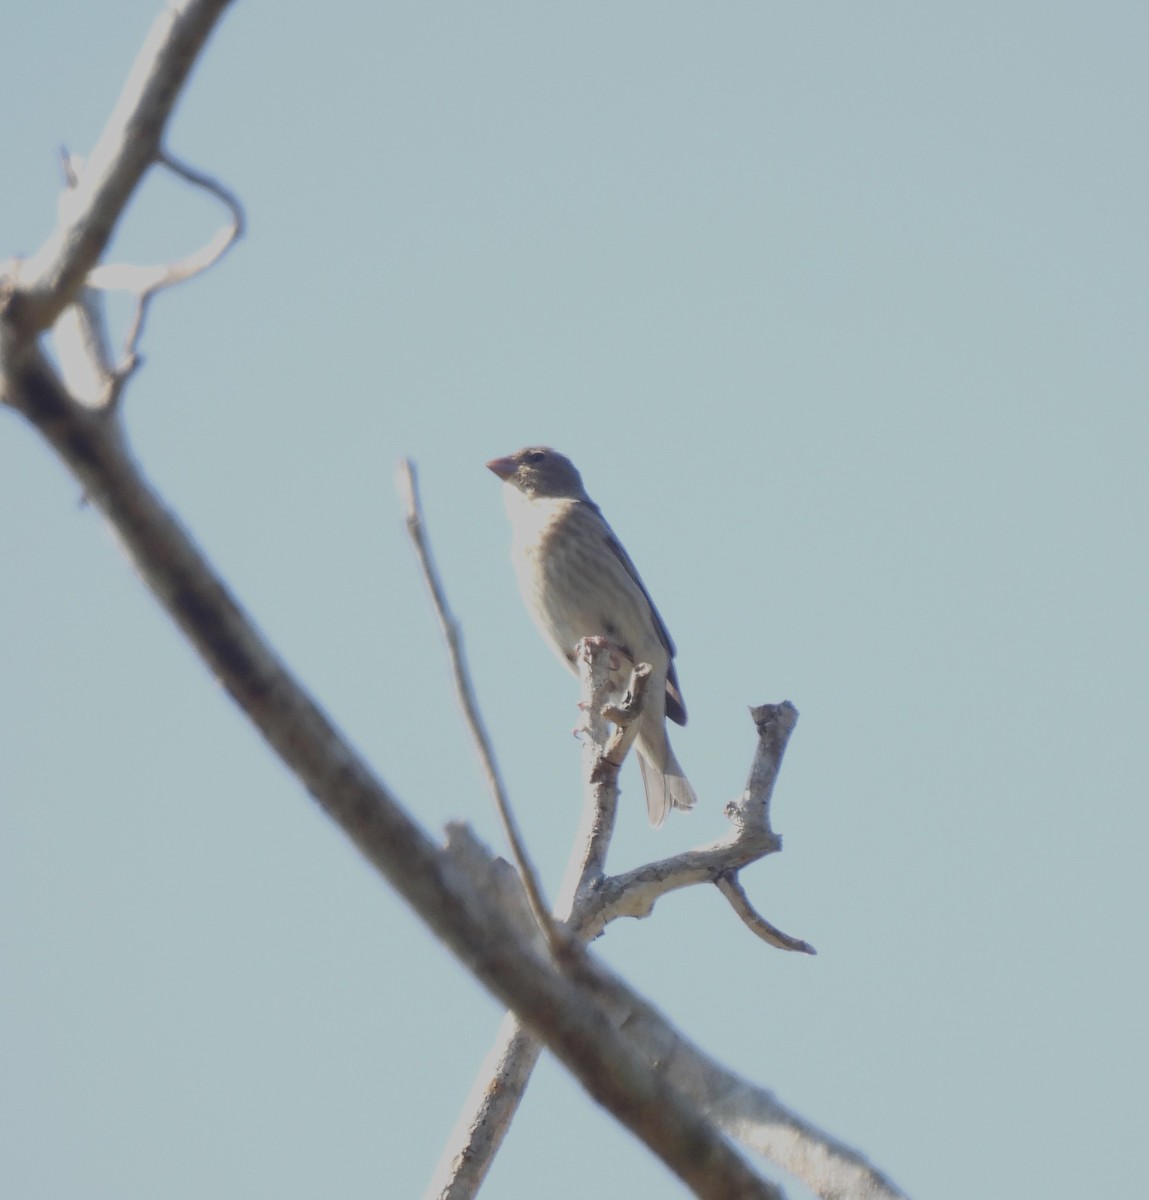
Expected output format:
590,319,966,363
525,451,547,465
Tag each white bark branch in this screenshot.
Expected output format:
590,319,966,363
429,639,626,1199
427,1014,543,1199
52,147,244,410
10,0,234,335
52,287,118,407
432,690,871,1200
571,701,812,953
716,873,813,953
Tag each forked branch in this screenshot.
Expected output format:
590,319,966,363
408,474,902,1200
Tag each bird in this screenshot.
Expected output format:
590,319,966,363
487,446,697,826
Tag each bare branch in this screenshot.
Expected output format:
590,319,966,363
571,702,811,953
51,148,244,410
613,990,912,1200
430,638,629,1198
435,810,905,1200
398,457,564,955
435,818,905,1200
716,874,817,954
427,1015,542,1200
91,149,245,401
433,681,829,1198
736,701,800,836
566,636,627,890
84,153,244,298
9,0,234,334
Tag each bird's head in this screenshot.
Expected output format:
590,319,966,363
486,447,588,500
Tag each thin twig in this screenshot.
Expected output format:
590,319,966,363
85,148,245,405
398,457,563,955
716,874,816,954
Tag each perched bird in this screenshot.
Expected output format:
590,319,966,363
487,447,697,826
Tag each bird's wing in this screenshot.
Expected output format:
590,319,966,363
664,661,687,727
596,511,688,726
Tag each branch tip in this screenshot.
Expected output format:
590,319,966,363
716,873,816,955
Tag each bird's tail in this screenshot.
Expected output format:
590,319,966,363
638,748,698,828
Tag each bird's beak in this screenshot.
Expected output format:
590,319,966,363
486,455,517,481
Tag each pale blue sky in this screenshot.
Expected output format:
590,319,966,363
2,4,1146,1198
